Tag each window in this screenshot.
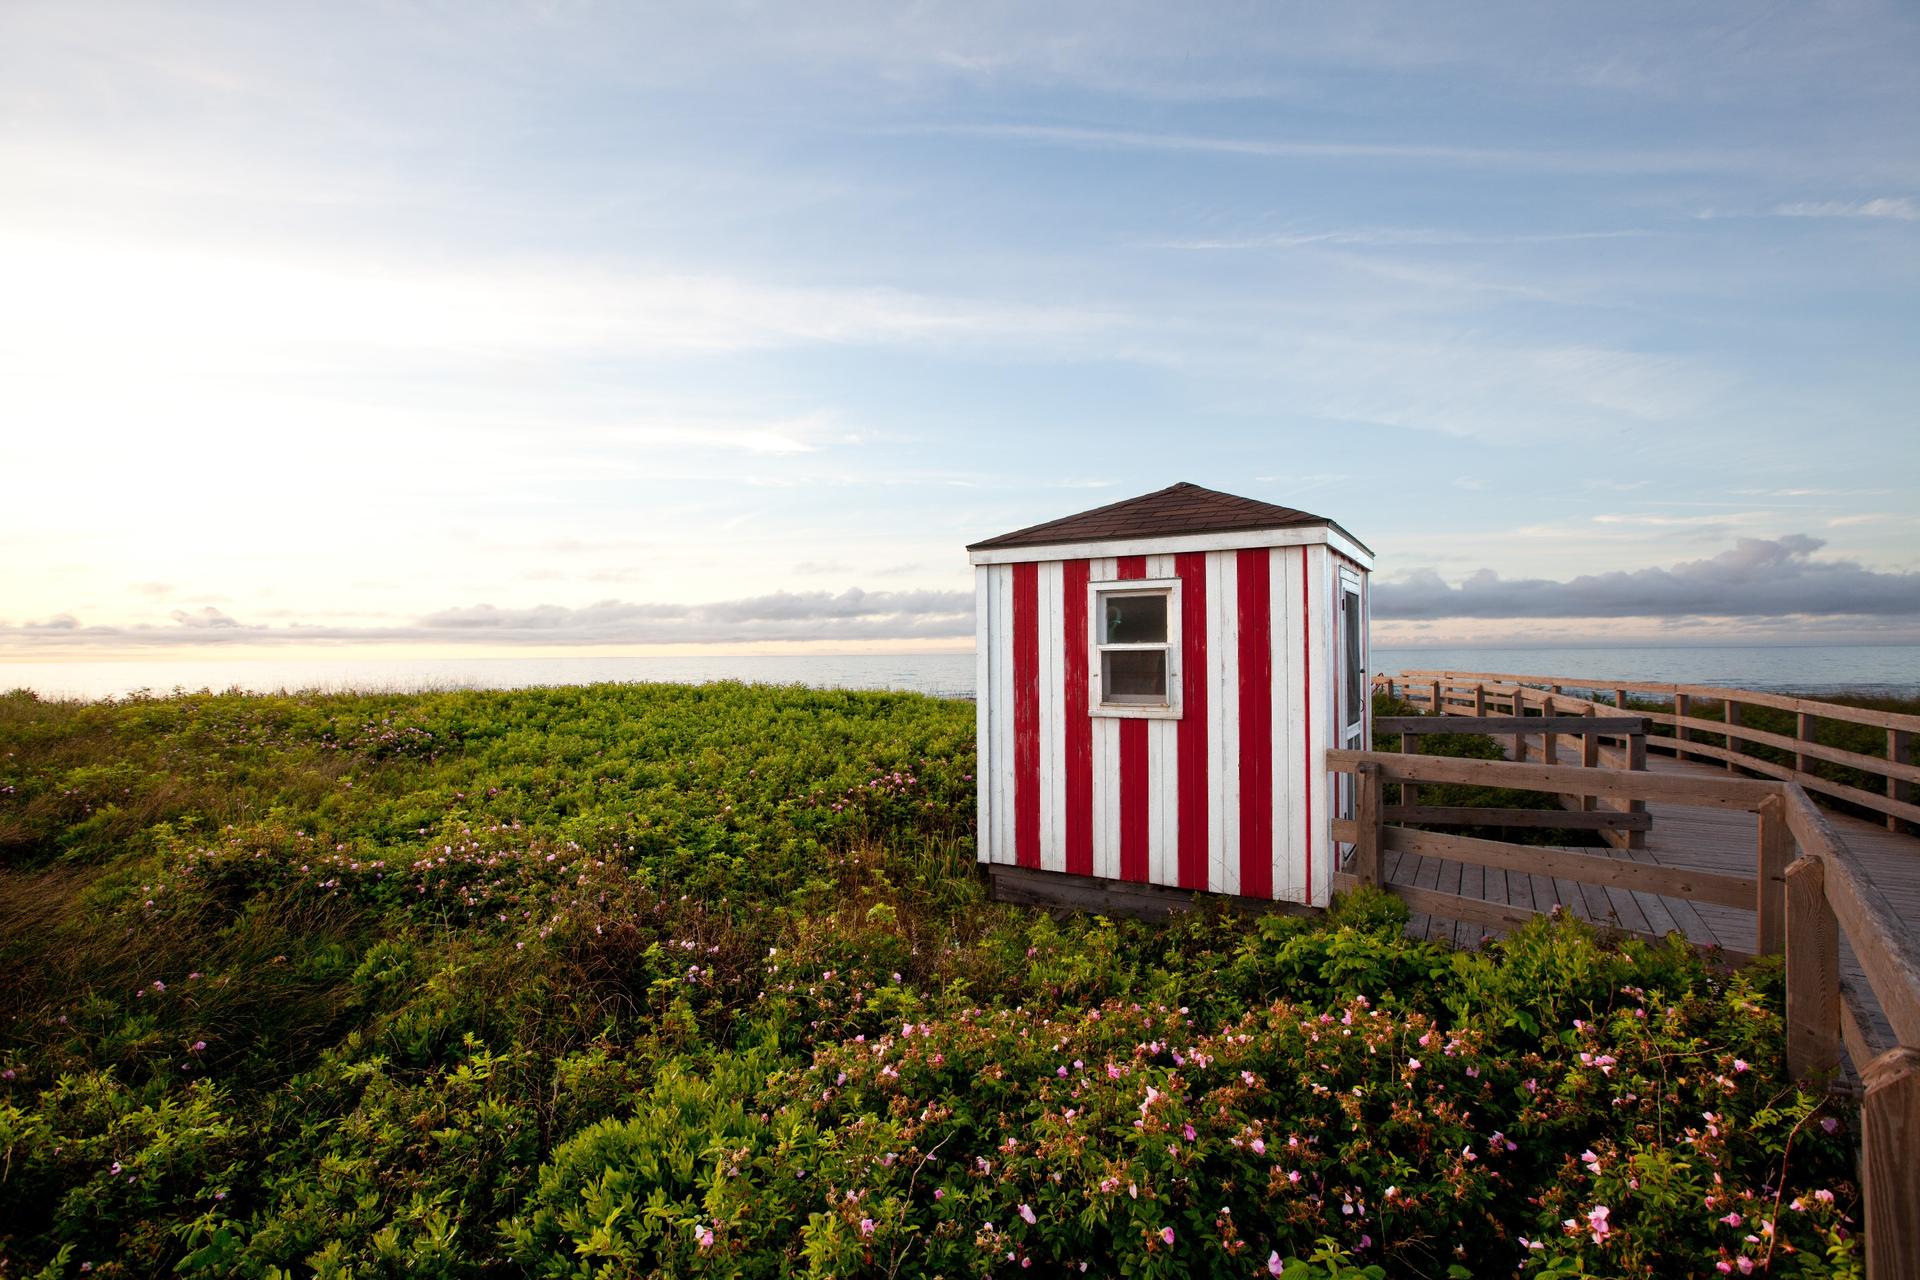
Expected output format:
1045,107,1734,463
1343,588,1364,730
1090,579,1181,718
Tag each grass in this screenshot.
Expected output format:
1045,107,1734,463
0,682,1868,1279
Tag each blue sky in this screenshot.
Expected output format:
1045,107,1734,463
3,1,1917,656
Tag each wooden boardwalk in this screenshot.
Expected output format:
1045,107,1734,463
1387,743,1917,1047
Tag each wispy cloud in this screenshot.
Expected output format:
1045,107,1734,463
1770,197,1918,222
1150,227,1658,250
1589,511,1771,528
0,588,976,651
911,122,1767,175
1376,535,1920,620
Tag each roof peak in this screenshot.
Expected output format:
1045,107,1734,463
969,481,1363,553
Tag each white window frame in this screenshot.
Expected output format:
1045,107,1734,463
1339,570,1365,733
1088,577,1183,720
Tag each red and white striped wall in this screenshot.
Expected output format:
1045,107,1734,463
974,542,1356,907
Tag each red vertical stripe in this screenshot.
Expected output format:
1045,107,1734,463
1236,549,1273,898
1012,561,1040,869
1116,555,1149,882
1175,552,1209,889
1301,545,1314,899
1062,560,1093,876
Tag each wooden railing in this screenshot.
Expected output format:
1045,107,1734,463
1327,748,1920,1278
1378,669,1918,833
1376,712,1651,849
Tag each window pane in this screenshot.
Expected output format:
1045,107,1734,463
1344,590,1363,728
1102,593,1167,644
1103,649,1167,703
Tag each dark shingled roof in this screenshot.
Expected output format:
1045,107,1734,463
969,482,1369,553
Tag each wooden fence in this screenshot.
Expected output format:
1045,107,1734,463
1379,669,1918,833
1327,748,1920,1279
1376,712,1651,849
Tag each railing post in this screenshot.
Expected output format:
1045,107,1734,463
1755,795,1789,955
1724,699,1741,772
1353,762,1383,887
1889,728,1911,834
1795,710,1813,774
1674,692,1692,759
1512,687,1527,762
1862,1047,1920,1280
1429,679,1442,717
1580,704,1599,812
1784,855,1840,1082
1400,731,1418,809
1626,730,1647,850
1614,687,1629,714
1473,683,1487,716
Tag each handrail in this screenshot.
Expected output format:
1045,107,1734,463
1379,669,1917,832
1384,668,1920,732
1327,746,1920,1277
1372,697,1653,849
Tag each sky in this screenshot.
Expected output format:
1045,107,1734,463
3,0,1918,659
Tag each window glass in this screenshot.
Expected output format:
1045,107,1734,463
1103,593,1167,644
1343,589,1363,728
1103,649,1167,702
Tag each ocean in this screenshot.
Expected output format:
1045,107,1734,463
3,645,1919,703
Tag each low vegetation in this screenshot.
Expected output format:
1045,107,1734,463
0,683,1864,1278
1622,692,1919,826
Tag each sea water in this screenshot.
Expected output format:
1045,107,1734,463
3,645,1918,702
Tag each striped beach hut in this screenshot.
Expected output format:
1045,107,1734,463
968,482,1374,909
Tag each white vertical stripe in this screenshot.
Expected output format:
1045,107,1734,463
994,565,1017,866
1148,718,1174,887
975,567,991,864
1037,561,1066,873
1307,545,1334,907
1208,551,1239,896
1087,558,1116,880
1140,554,1174,888
1107,717,1122,882
1271,546,1302,903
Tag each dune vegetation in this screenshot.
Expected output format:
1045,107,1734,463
0,682,1864,1278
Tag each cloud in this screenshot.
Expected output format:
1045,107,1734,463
170,607,242,629
1151,226,1658,250
1770,197,1918,222
912,122,1766,176
0,587,976,651
1375,535,1920,620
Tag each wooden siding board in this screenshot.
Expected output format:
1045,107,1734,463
1237,547,1274,898
1063,559,1093,877
1037,560,1065,873
1209,551,1240,896
1176,551,1210,890
1116,555,1150,882
992,565,1016,866
1090,558,1119,881
1305,544,1330,905
974,567,991,863
1271,545,1302,903
1012,561,1041,868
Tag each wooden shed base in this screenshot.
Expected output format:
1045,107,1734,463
985,864,1321,923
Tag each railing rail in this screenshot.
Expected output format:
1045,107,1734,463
1327,746,1920,1278
1373,708,1652,848
1378,668,1917,832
